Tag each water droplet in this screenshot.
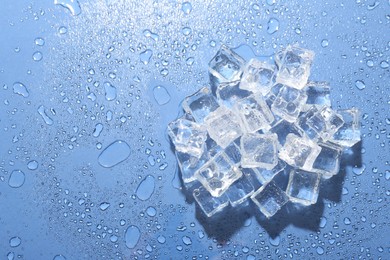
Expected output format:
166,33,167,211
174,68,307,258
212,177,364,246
352,164,366,175
157,235,166,244
53,254,66,260
182,27,192,36
98,140,131,168
269,236,280,246
125,225,140,249
92,123,103,137
7,252,14,260
319,217,327,228
9,237,21,247
38,105,54,125
140,49,153,65
136,175,155,201
316,246,324,255
181,2,192,14
344,217,351,225
380,60,389,69
267,18,279,34
103,82,117,101
152,85,171,105
355,80,366,90
58,26,68,34
13,82,29,97
54,0,81,16
321,39,329,48
32,51,43,61
8,170,25,188
385,170,390,180
342,187,349,195
34,37,45,46
186,57,194,66
160,68,169,76
146,206,156,217
366,60,374,67
99,202,110,211
182,236,192,245
27,160,38,170
159,162,168,170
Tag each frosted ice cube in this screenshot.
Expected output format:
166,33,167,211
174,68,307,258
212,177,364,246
278,133,322,171
270,119,301,145
307,106,344,141
233,95,275,133
312,142,342,179
303,81,331,111
240,58,276,96
216,80,252,108
167,117,208,158
226,173,255,207
286,169,321,206
331,108,361,147
195,153,242,197
176,151,209,183
271,85,308,123
204,106,243,148
182,87,219,123
193,186,229,217
275,45,314,89
209,45,245,83
251,181,289,218
240,133,279,169
255,160,287,184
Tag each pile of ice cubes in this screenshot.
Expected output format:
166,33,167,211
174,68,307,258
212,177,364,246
168,45,361,218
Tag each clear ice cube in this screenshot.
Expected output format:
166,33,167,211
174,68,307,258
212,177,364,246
251,181,289,218
226,173,255,207
193,186,229,217
234,94,275,133
295,106,320,140
167,117,208,158
195,153,242,197
240,58,276,96
303,81,331,110
265,83,284,108
271,85,308,123
270,119,301,145
209,45,245,83
223,140,242,165
307,106,344,141
176,151,209,183
286,169,321,206
204,106,243,148
182,87,220,123
255,160,287,184
331,108,361,147
240,133,279,169
275,45,314,90
312,142,342,179
216,80,252,108
278,133,322,171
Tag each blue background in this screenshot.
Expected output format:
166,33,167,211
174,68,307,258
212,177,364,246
0,0,389,259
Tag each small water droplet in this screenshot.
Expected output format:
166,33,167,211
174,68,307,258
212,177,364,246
103,82,117,101
319,217,327,228
366,60,374,67
316,246,324,255
9,237,21,247
34,37,45,46
267,18,279,34
13,82,29,97
380,60,389,69
8,170,25,188
38,105,54,125
136,175,155,201
352,164,366,175
321,39,329,48
53,254,67,260
32,51,43,61
160,68,169,76
92,123,103,137
27,160,38,170
269,236,280,246
181,2,192,14
125,225,140,249
186,57,194,66
181,27,192,36
140,49,153,65
98,140,131,168
157,235,166,244
58,26,68,34
152,85,171,105
355,80,366,90
54,0,81,16
146,206,156,217
99,202,110,211
344,217,351,225
182,236,192,245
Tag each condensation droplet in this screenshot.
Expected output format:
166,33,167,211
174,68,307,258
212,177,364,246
8,170,25,188
355,80,366,90
267,18,279,34
38,105,54,125
125,225,140,249
13,82,29,97
140,49,153,65
153,85,171,105
136,175,155,201
98,140,131,168
103,82,117,101
32,51,43,61
9,237,21,247
27,160,39,170
181,2,192,15
34,37,45,46
99,202,110,211
54,0,81,16
321,39,329,48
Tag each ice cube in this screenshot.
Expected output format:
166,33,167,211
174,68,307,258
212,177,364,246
233,94,275,133
240,59,276,96
240,167,263,190
270,119,301,145
303,81,331,110
264,83,284,108
251,181,289,218
271,85,308,123
278,133,322,171
182,87,220,123
312,142,342,179
209,45,245,83
275,45,314,89
226,173,255,207
255,160,287,184
240,133,279,169
167,117,208,158
307,106,344,141
286,169,321,206
216,80,252,108
223,140,242,165
176,151,209,183
331,108,361,147
295,106,320,140
193,186,229,217
195,153,242,197
204,106,243,148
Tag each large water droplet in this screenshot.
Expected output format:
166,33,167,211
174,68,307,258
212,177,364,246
153,85,171,105
9,237,21,247
352,164,365,175
27,160,39,170
136,175,155,201
269,236,280,246
182,236,192,245
104,82,117,101
146,206,157,217
181,2,192,14
37,105,54,125
54,0,81,16
32,51,43,62
140,49,153,65
35,37,45,46
380,60,389,69
125,225,140,249
8,170,25,188
267,18,279,34
13,82,29,97
98,140,131,168
355,80,366,90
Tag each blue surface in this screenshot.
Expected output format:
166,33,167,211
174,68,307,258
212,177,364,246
0,0,389,259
